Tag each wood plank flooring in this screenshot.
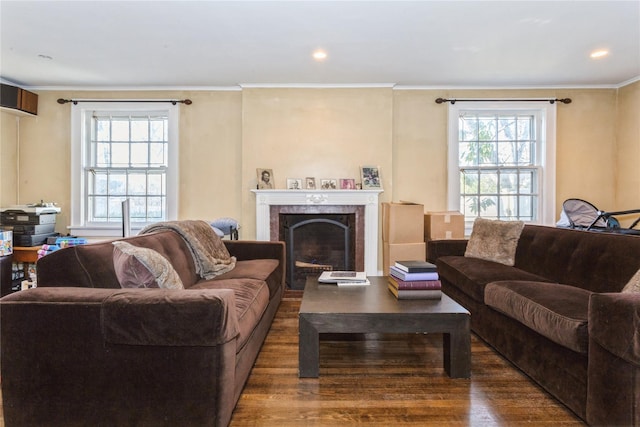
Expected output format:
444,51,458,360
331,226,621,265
230,296,585,426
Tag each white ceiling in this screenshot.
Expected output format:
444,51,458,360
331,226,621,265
1,1,639,90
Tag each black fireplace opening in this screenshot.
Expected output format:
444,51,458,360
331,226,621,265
280,213,356,289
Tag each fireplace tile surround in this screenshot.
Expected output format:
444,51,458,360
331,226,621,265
251,190,383,276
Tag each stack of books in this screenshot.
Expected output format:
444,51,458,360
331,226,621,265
388,260,442,299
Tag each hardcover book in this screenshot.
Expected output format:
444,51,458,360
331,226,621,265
388,275,442,290
389,266,439,281
388,284,442,300
394,260,437,273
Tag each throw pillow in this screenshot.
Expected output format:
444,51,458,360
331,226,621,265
621,268,640,293
112,241,184,290
464,218,525,266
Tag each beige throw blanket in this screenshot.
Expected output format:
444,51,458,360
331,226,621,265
140,220,236,280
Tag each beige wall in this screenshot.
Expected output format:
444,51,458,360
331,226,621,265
391,88,629,219
555,89,618,212
240,87,393,238
1,84,638,257
615,81,640,226
177,90,243,221
0,111,19,207
0,90,244,233
392,89,448,209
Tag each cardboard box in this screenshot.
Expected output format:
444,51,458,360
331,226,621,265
383,242,426,275
0,230,13,255
424,211,465,240
382,202,424,243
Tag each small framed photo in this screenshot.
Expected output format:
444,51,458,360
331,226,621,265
257,168,274,189
340,178,356,189
287,178,302,190
305,177,316,189
320,179,338,190
360,166,381,189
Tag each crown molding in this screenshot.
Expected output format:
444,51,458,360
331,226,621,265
617,76,640,88
22,85,242,92
393,83,625,90
239,83,395,89
10,79,639,92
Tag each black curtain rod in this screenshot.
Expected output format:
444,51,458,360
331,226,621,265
57,98,192,105
435,97,571,105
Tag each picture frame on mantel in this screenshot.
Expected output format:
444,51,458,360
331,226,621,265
305,177,316,189
287,178,302,190
257,168,274,189
320,179,338,190
340,178,356,189
360,166,382,189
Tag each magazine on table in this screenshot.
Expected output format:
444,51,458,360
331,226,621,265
318,271,369,285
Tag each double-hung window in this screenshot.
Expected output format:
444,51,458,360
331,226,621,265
447,101,556,233
70,102,179,237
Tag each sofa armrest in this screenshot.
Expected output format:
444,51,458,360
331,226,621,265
586,292,640,426
1,287,240,426
2,287,239,346
102,288,239,346
589,292,640,365
224,240,286,292
224,239,285,262
427,239,468,263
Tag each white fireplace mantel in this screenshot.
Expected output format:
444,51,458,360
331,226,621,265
251,189,383,275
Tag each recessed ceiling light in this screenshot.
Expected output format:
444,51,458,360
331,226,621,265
312,50,327,61
590,50,609,59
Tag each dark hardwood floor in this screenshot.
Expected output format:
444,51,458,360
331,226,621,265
230,295,585,426
0,294,586,426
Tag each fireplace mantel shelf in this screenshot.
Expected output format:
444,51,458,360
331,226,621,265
251,189,383,204
251,189,383,276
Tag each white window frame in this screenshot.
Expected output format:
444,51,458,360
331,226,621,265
447,101,556,234
70,101,179,237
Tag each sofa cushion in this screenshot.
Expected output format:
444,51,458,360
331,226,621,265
485,281,592,354
190,278,270,352
112,241,183,290
140,220,236,280
622,268,640,293
437,255,551,303
465,218,524,266
212,259,280,298
513,225,640,293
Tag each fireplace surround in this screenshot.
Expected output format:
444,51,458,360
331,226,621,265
251,190,383,278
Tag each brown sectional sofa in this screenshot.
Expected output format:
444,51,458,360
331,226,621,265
0,230,285,427
428,225,640,425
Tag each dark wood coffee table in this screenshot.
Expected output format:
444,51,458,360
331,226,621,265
298,276,471,378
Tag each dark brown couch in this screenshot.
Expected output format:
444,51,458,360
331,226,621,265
428,225,640,426
0,230,285,427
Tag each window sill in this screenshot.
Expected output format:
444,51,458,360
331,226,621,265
68,225,144,239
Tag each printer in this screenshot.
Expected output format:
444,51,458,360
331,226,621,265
0,203,61,246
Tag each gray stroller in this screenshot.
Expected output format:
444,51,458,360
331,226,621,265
557,198,640,235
